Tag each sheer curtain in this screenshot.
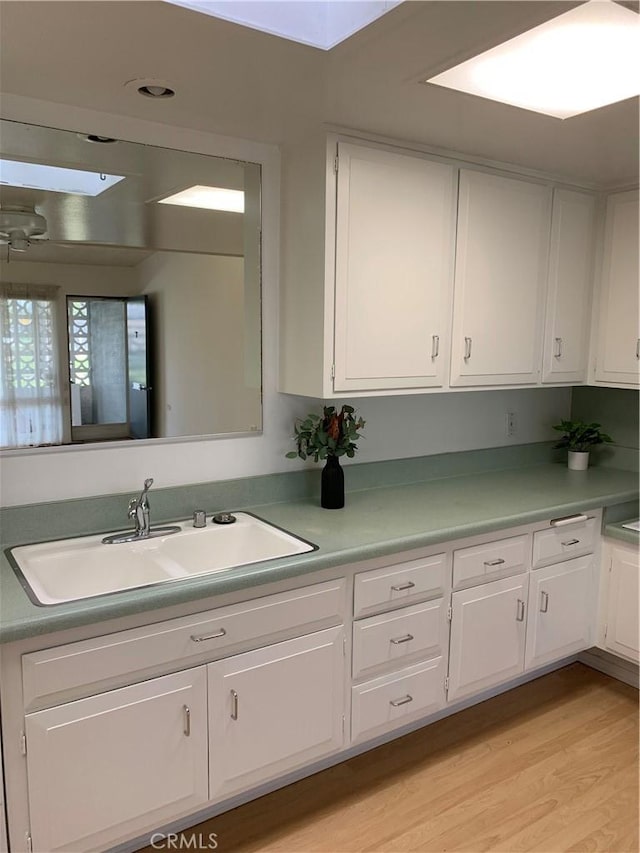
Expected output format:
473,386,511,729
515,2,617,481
0,283,63,448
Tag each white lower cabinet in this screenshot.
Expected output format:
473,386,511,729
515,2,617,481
4,518,609,853
208,626,345,799
525,556,594,670
25,668,209,853
601,541,640,663
448,573,528,702
351,657,446,742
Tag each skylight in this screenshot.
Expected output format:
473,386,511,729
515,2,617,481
426,0,640,120
158,185,245,212
165,0,402,50
0,160,125,195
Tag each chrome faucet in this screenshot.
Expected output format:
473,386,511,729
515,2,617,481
102,477,181,544
128,477,154,537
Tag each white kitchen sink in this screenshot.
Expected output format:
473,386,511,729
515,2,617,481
9,512,316,606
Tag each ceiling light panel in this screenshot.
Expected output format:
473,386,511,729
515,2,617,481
0,160,125,195
426,0,640,119
165,0,402,50
158,185,245,212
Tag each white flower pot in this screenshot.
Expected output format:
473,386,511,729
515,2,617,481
568,451,590,471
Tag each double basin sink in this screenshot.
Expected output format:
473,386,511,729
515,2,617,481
9,512,316,606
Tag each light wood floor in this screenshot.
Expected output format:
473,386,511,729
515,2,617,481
140,664,639,853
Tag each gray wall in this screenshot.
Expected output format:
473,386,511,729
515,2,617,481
571,387,639,470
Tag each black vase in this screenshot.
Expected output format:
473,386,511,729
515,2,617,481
321,454,345,509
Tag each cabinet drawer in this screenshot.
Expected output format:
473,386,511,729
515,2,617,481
22,579,346,710
532,517,597,568
352,599,445,679
351,657,445,742
353,553,447,618
453,535,528,588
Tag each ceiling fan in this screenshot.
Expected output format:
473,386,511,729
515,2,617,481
0,205,48,252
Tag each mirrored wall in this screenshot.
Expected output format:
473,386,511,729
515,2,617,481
0,119,262,450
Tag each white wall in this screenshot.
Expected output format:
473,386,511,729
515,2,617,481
0,96,571,507
138,252,260,436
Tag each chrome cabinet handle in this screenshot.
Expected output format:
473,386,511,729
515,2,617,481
464,337,472,360
389,694,413,707
516,599,526,622
431,335,440,359
637,338,640,360
562,538,580,547
230,689,239,720
390,633,414,645
391,581,415,592
484,558,505,567
183,705,191,737
554,337,563,358
190,628,227,643
550,514,588,528
540,591,549,613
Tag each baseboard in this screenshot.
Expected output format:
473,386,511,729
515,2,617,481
579,647,639,688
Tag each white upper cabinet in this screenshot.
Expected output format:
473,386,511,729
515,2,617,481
450,170,551,386
542,189,596,384
333,143,457,391
592,189,639,387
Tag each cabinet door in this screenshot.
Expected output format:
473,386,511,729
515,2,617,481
542,189,596,384
594,190,639,386
25,668,208,853
525,556,594,670
450,170,551,386
334,142,457,391
208,626,344,799
448,574,528,702
605,544,640,662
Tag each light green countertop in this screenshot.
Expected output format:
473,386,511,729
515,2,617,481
1,464,638,644
603,519,640,546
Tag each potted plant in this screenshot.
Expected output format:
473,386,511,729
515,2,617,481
286,405,365,508
552,420,613,470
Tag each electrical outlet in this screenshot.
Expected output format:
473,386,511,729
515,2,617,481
506,411,517,437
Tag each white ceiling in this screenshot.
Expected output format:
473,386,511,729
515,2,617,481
0,0,638,189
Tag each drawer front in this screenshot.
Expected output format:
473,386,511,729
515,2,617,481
353,553,447,618
532,517,597,568
453,535,528,588
351,657,445,742
352,599,445,679
22,579,346,710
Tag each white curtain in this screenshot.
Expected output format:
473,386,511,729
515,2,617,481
0,283,63,448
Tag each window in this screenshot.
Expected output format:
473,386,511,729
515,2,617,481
0,284,63,448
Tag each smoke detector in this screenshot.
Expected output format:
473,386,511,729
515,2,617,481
0,205,48,252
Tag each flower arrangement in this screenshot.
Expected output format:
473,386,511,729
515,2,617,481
552,420,613,452
286,405,365,462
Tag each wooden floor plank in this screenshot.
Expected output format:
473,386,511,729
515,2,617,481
135,664,638,853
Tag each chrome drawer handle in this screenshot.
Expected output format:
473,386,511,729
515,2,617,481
390,634,414,645
516,599,526,622
391,581,415,592
540,591,549,613
464,336,472,360
183,705,191,737
230,689,239,720
190,628,227,643
550,514,588,528
637,338,640,360
562,538,580,547
390,694,413,707
484,558,505,567
431,334,440,359
554,337,563,358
